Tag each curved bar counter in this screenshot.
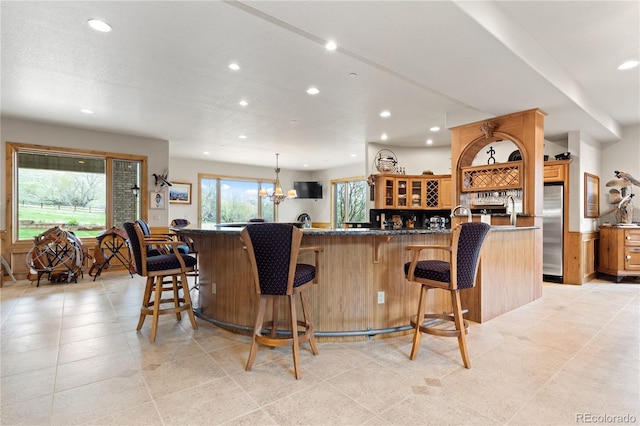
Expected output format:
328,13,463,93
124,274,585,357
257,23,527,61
176,225,540,341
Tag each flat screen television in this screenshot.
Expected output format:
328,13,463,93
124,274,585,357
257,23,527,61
294,181,323,199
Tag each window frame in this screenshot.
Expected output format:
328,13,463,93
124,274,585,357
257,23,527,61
5,142,147,245
198,173,276,225
331,176,367,228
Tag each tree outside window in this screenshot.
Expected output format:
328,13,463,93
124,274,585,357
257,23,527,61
334,179,367,228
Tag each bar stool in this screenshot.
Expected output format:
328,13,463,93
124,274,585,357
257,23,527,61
124,221,198,342
240,223,323,379
404,222,490,368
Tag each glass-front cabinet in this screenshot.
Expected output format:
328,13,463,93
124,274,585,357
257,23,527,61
374,174,451,210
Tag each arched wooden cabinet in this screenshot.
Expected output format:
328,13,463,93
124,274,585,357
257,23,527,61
449,109,546,303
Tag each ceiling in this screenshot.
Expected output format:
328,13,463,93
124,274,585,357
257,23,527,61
1,1,638,171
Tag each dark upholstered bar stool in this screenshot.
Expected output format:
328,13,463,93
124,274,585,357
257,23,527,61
404,222,490,368
124,221,198,342
170,218,198,284
240,223,323,379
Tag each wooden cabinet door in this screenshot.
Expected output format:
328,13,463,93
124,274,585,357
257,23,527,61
396,177,409,209
624,246,640,270
440,176,452,209
375,175,396,209
409,179,423,209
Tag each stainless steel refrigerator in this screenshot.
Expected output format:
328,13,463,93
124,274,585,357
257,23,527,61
543,183,563,282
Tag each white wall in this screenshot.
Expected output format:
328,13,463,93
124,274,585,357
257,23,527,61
567,131,601,232
1,118,170,227
367,142,452,176
309,162,366,224
600,124,640,224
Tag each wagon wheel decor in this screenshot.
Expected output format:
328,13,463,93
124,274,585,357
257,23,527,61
26,226,85,286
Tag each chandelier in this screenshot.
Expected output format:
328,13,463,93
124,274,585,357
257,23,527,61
259,153,297,205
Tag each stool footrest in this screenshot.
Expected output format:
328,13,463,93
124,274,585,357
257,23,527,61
410,313,469,338
256,320,314,348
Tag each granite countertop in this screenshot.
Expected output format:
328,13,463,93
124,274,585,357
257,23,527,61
174,225,538,236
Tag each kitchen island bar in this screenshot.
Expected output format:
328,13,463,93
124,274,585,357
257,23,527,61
176,226,539,341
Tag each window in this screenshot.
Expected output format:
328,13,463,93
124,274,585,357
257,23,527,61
8,143,144,241
333,178,367,228
199,175,275,227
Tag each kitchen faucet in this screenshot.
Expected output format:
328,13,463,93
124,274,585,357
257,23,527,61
450,205,472,222
506,196,517,226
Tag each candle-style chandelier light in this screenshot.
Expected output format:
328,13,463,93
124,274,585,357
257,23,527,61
259,153,297,205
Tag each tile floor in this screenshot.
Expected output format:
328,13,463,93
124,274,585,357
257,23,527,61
1,273,638,425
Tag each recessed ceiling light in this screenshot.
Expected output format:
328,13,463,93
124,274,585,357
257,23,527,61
290,119,299,124
87,19,112,32
618,60,639,70
380,110,391,118
80,109,94,114
239,135,247,139
228,63,240,71
381,133,388,141
303,164,309,168
203,152,210,155
429,126,440,132
349,72,358,78
350,154,356,157
426,139,433,145
306,87,320,95
239,100,248,106
325,40,337,51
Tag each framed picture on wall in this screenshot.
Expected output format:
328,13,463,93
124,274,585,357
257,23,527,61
584,173,599,218
169,182,192,204
150,191,166,210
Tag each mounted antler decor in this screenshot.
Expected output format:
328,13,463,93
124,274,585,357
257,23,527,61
152,170,172,191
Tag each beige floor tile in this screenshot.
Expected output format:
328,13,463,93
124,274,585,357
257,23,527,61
224,408,278,425
378,393,500,425
85,401,164,425
0,394,53,425
141,352,227,399
263,381,376,425
55,348,139,391
50,374,151,425
1,345,59,377
231,358,323,406
327,360,416,415
155,376,260,425
1,330,61,354
1,366,56,407
0,275,639,425
207,342,254,375
57,332,131,364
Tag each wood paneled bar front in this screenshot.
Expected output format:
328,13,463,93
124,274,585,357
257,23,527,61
176,225,538,341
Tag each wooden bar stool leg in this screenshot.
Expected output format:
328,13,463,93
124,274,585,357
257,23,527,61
300,291,318,355
137,276,153,331
289,294,301,379
246,295,267,372
181,272,197,330
451,290,470,368
269,296,279,339
150,276,163,343
172,276,182,321
410,285,428,360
